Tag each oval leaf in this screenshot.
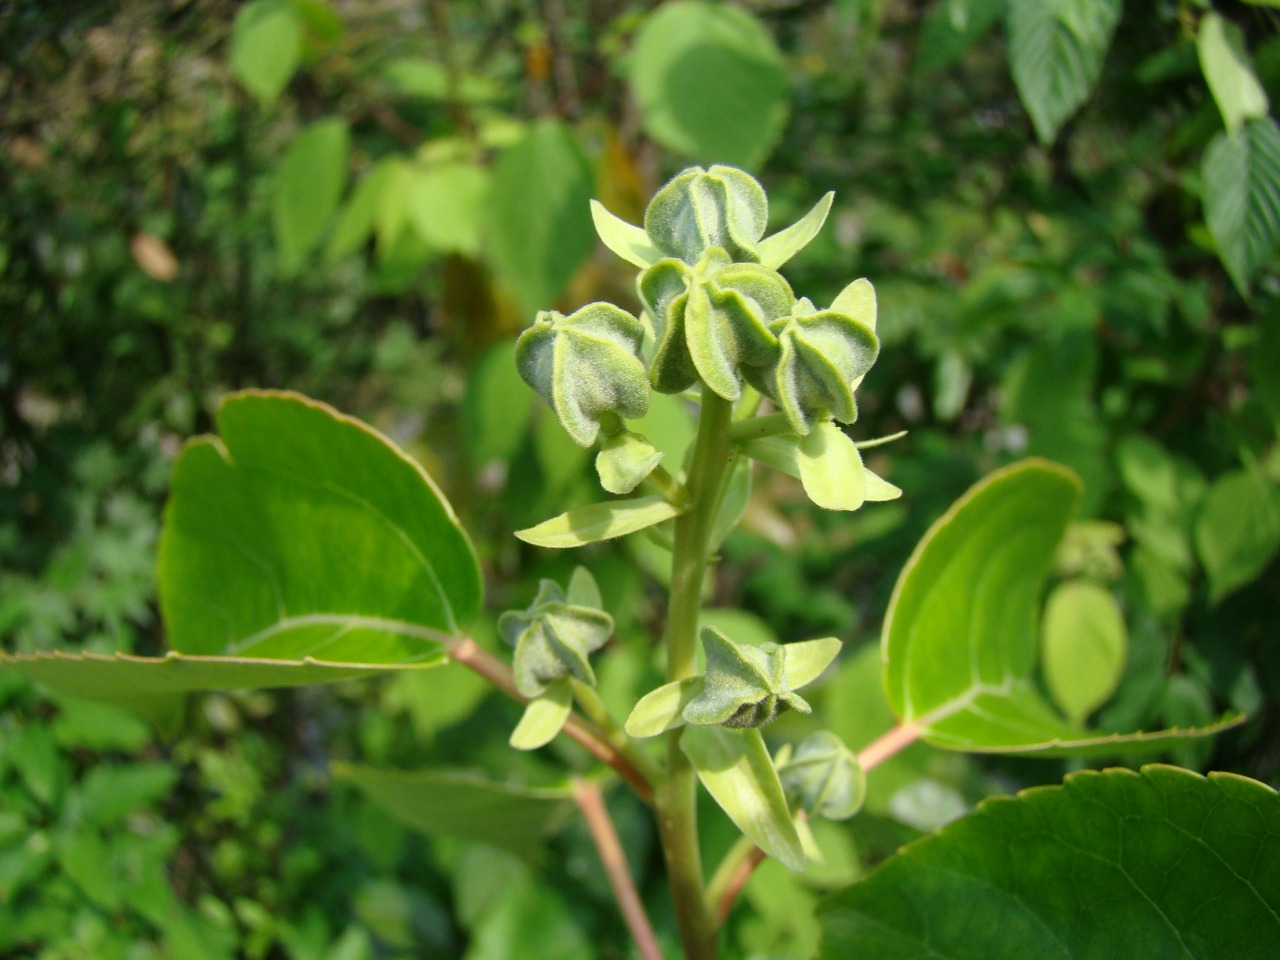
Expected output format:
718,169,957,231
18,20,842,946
819,765,1280,959
629,1,788,168
781,637,843,691
273,119,350,273
229,0,302,106
882,459,1243,755
798,422,866,512
509,679,573,750
333,764,573,859
1041,579,1127,724
1198,12,1269,138
160,390,483,660
625,677,705,738
681,726,805,871
516,496,684,548
1202,115,1280,294
1195,466,1280,603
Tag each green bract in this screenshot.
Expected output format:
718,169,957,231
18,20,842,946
686,627,812,728
744,281,880,435
515,302,650,447
644,165,769,264
498,570,613,698
777,731,866,821
640,250,793,400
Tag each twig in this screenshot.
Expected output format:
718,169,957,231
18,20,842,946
706,834,765,924
856,722,921,772
447,637,654,802
572,779,665,960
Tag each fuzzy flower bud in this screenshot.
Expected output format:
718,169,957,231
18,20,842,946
498,572,613,698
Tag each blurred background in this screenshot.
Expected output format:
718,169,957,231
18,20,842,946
2,1,1279,958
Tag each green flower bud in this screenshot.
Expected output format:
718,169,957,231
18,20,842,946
639,250,793,400
744,279,879,435
498,572,613,698
515,302,650,447
682,626,812,729
644,165,768,264
777,731,866,821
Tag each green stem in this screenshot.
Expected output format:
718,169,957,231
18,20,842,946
656,387,734,960
705,834,765,923
728,412,792,443
572,680,663,787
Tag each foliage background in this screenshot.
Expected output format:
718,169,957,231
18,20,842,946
2,1,1279,957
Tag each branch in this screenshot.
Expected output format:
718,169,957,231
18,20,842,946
447,637,654,803
572,779,665,960
706,834,766,924
856,721,921,772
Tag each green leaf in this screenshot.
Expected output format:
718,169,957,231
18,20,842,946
625,676,705,738
509,679,573,750
1007,0,1121,145
1,651,436,725
463,339,535,468
883,460,1243,755
516,496,684,548
916,0,1005,75
324,157,398,263
272,119,350,273
1040,579,1127,724
1203,117,1280,294
781,637,843,690
1195,467,1280,603
819,765,1280,960
333,764,573,859
160,390,481,656
629,1,789,168
408,161,489,256
487,120,595,316
708,452,751,551
229,0,302,106
757,192,834,269
681,726,805,870
595,432,663,495
798,422,866,512
1197,12,1269,138
589,200,661,269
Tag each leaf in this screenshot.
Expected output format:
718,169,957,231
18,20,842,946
1007,0,1122,145
589,200,661,269
819,765,1280,960
408,161,489,256
681,726,805,870
272,119,350,273
1195,467,1280,604
595,431,663,495
1197,12,1269,138
229,0,302,106
882,459,1243,755
515,496,684,548
798,422,866,512
333,764,573,859
916,0,1005,75
487,120,595,316
781,637,843,690
463,339,535,468
159,391,481,658
757,192,834,269
509,679,573,750
1040,579,1127,724
625,676,704,738
709,453,751,550
629,1,789,168
325,157,398,263
1203,117,1280,294
0,652,439,724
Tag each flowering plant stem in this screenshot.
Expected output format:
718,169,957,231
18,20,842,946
655,388,735,960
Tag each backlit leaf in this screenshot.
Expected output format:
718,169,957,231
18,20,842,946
882,460,1242,754
1040,579,1127,724
229,0,302,106
1197,12,1269,138
272,119,350,273
516,496,684,548
629,2,788,168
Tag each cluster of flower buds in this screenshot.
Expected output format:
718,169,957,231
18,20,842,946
776,731,866,821
516,164,882,449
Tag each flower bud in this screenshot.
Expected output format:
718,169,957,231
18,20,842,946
644,165,768,264
639,251,793,400
498,574,613,698
744,279,879,434
777,731,866,820
515,302,650,447
682,627,812,729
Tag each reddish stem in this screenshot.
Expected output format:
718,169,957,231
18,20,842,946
856,722,921,772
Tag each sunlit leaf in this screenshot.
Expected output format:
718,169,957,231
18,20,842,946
1040,579,1127,724
1007,0,1121,144
229,0,302,106
883,459,1243,754
1197,12,1269,138
333,764,573,859
757,192,834,269
408,161,489,256
509,679,573,750
681,726,805,870
819,765,1280,959
629,1,788,168
798,422,866,512
272,119,349,272
516,496,684,548
589,200,661,269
